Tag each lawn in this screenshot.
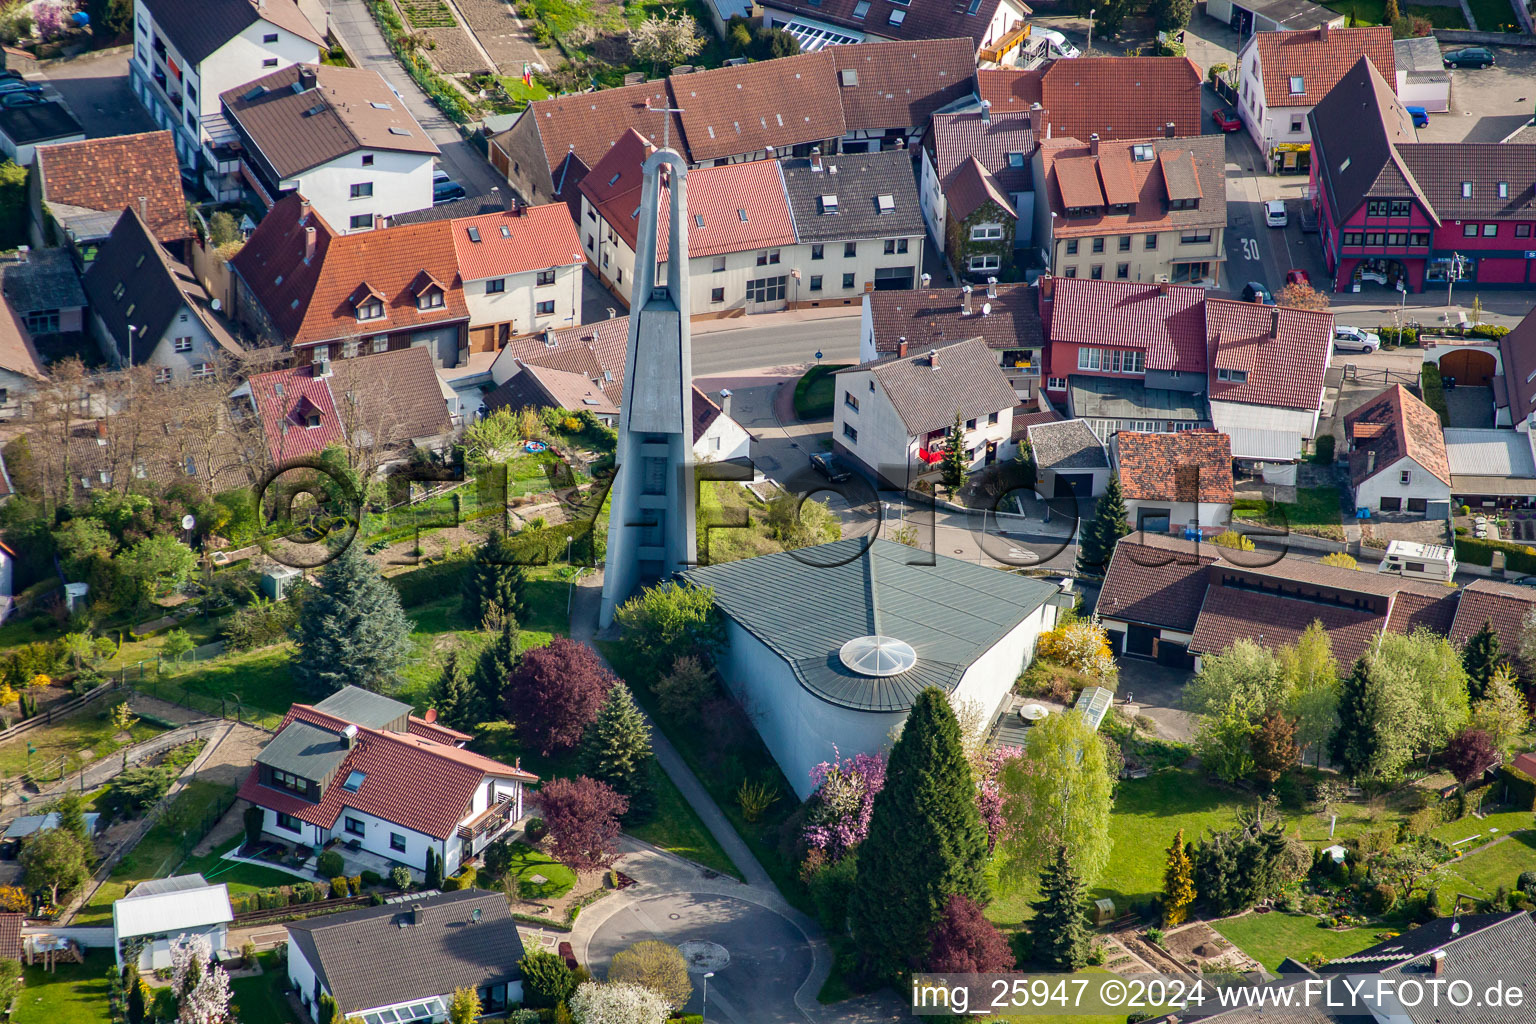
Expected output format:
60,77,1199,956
178,837,306,895
230,951,299,1024
1430,830,1536,912
134,647,299,730
13,952,110,1024
1322,0,1466,24
0,709,165,779
394,584,561,703
1232,485,1345,542
697,481,783,565
1466,0,1519,29
506,841,577,899
792,364,848,420
1213,912,1375,971
628,765,744,880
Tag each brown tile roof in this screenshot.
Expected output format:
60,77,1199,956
864,282,1043,356
1252,26,1394,108
450,204,583,281
830,38,977,131
1308,57,1435,228
946,156,1016,223
930,110,1038,198
494,316,630,405
1343,384,1450,486
1206,298,1334,412
1449,579,1536,655
327,347,452,447
1047,278,1208,374
1394,144,1536,221
511,361,619,417
671,51,845,163
1499,311,1536,415
34,130,192,246
1190,584,1387,667
0,914,21,960
980,57,1203,142
760,0,1017,47
1098,537,1215,632
0,297,43,381
1115,430,1233,503
518,78,679,193
141,0,322,64
577,128,654,251
848,335,1019,436
221,64,437,179
1037,133,1226,238
1387,588,1459,637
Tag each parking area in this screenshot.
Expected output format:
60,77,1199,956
1413,44,1536,144
30,45,154,139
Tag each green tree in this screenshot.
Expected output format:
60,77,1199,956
1029,847,1091,970
425,847,442,890
160,629,195,667
1281,621,1339,766
519,950,577,1008
1471,663,1528,749
1088,0,1133,36
1330,656,1401,784
318,993,340,1024
52,793,90,848
127,975,147,1024
462,530,528,627
615,581,723,679
292,543,415,695
1250,711,1299,787
998,709,1114,888
117,534,197,610
1162,829,1195,926
1076,474,1130,573
467,617,521,720
0,161,28,249
940,411,968,495
1195,694,1259,783
428,651,477,731
1148,0,1194,30
851,688,988,982
579,683,656,822
1384,0,1401,21
1185,638,1289,720
1460,619,1500,702
607,940,692,1011
448,986,481,1024
19,828,89,904
1376,629,1470,764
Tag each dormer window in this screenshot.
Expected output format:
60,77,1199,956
876,193,895,213
1008,152,1025,168
417,287,444,310
356,297,384,321
1132,144,1154,162
819,194,838,214
305,412,321,428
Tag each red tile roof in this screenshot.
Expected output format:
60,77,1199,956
34,130,193,246
1038,134,1226,239
946,156,1017,223
1514,751,1536,781
1097,538,1215,632
450,204,583,281
1190,584,1386,667
1115,430,1233,504
930,110,1038,198
577,128,654,251
980,57,1203,142
1449,579,1536,655
1343,384,1450,485
520,78,678,193
1206,298,1334,412
247,364,345,463
656,161,796,261
1252,25,1394,108
671,50,844,163
0,299,43,381
1047,278,1208,374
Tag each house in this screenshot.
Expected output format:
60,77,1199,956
977,58,1204,143
234,346,453,468
0,100,83,167
485,360,620,426
1394,36,1449,114
1442,428,1536,507
0,247,86,338
1235,25,1394,174
1027,418,1110,499
451,204,584,351
1112,430,1233,534
692,388,753,466
238,686,538,876
831,336,1020,487
680,539,1066,799
1205,299,1335,480
1343,384,1451,516
129,0,325,168
859,280,1045,399
919,108,1038,272
81,209,242,382
1310,56,1536,292
1205,0,1344,36
30,131,193,261
286,889,526,1021
1,811,101,846
112,875,232,972
1033,133,1226,287
0,298,44,418
754,0,1029,62
472,316,629,422
220,64,438,222
1450,578,1536,655
488,40,976,207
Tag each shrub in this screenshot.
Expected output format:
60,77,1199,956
1213,530,1256,551
1369,883,1397,913
391,866,413,891
360,870,383,888
1420,362,1449,426
1320,552,1357,569
1313,434,1336,464
317,850,345,879
348,875,362,895
525,817,547,843
330,876,350,898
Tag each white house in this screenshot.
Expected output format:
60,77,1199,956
832,336,1019,489
286,890,526,1022
1394,37,1450,114
1112,430,1234,535
1344,384,1452,517
113,875,233,971
0,540,13,622
1027,418,1111,500
238,687,537,878
221,64,438,227
130,0,323,169
693,388,752,467
681,539,1067,799
451,204,584,346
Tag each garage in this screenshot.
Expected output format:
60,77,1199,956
1053,473,1094,499
1155,638,1193,669
874,266,915,290
1125,624,1157,658
1439,348,1496,387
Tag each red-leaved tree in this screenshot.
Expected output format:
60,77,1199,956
925,894,1016,973
1444,727,1498,787
536,776,629,872
504,638,616,754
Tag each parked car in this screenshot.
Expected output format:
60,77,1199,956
1,92,41,108
432,175,466,205
1406,105,1429,128
1031,27,1081,58
1443,47,1494,69
810,452,852,483
0,69,23,81
1284,268,1312,288
1334,325,1381,352
1264,200,1288,228
0,81,41,96
1211,108,1241,132
1242,281,1273,304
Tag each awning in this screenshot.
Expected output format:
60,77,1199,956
1451,474,1536,497
915,447,943,464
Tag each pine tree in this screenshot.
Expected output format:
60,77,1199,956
428,652,476,731
1077,474,1130,573
1330,656,1380,783
292,543,415,695
467,617,521,721
579,683,657,823
940,410,968,496
54,792,90,848
462,530,528,627
1194,832,1237,915
851,688,988,982
425,847,442,889
1250,711,1299,787
1029,847,1091,970
1460,620,1500,702
1384,0,1400,21
1162,829,1195,926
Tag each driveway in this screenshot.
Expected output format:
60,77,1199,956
1112,658,1196,743
32,46,155,139
1445,385,1494,428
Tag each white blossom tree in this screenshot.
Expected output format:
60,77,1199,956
170,935,234,1024
568,980,671,1024
629,13,704,70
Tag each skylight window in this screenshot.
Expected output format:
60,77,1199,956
839,68,858,86
695,214,704,227
876,193,895,213
388,126,410,136
738,208,748,221
1288,75,1304,94
888,8,905,23
820,194,839,214
467,226,481,242
342,770,366,792
1498,181,1509,198
852,0,869,17
370,101,392,109
1008,152,1024,168
608,172,621,186
241,85,266,101
1462,181,1473,197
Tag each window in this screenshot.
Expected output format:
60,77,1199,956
154,367,173,383
390,832,407,852
263,32,279,42
1290,115,1303,133
844,391,859,412
852,0,870,15
1216,368,1248,382
876,193,895,213
262,57,279,68
807,274,822,291
362,154,374,167
485,278,505,294
1462,182,1473,198
884,238,908,254
1483,223,1498,237
1008,152,1025,168
988,411,999,425
277,813,302,833
1048,377,1067,390
1499,181,1510,198
811,244,824,260
1090,264,1103,279
536,300,556,315
965,417,977,430
345,817,365,836
1091,237,1105,254
536,269,556,286
1063,266,1077,278
1179,230,1212,244
888,8,905,24
1410,232,1429,247
356,298,384,321
842,272,856,288
1390,200,1411,217
844,242,857,258
819,194,839,214
756,249,781,265
1118,236,1131,252
711,287,724,302
1399,469,1411,485
842,422,858,442
1288,75,1304,94
712,256,726,273
1131,144,1154,162
350,182,373,199
1519,224,1532,238
1145,234,1158,250
185,110,197,130
1380,496,1402,512
1464,223,1479,237
971,223,1003,241
349,214,372,230
23,310,58,334
1078,348,1101,370
173,337,193,352
191,363,214,378
1343,232,1363,246
969,254,1000,271
1116,263,1129,279
372,337,388,354
417,289,444,310
1065,239,1079,255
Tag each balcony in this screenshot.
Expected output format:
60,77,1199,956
457,796,521,857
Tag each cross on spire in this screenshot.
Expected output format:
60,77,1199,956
643,101,685,153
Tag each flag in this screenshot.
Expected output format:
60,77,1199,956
522,62,532,87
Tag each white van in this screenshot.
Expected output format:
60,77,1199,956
1376,540,1457,582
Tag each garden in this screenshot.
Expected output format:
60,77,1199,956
1231,485,1346,542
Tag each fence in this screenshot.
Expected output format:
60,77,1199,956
129,676,282,733
0,679,121,748
1338,364,1421,388
232,893,373,926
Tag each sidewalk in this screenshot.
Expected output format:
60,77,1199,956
692,305,862,336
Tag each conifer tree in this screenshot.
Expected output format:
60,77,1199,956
1162,829,1195,926
940,411,968,495
1029,847,1091,970
1250,711,1299,787
1077,474,1130,573
462,530,528,627
425,847,442,890
851,688,988,982
1330,656,1381,783
1460,619,1500,702
428,652,476,731
292,543,414,695
579,683,657,822
467,616,521,720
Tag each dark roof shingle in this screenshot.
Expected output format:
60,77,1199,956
853,336,1019,436
864,282,1043,356
781,148,924,243
140,0,322,65
979,57,1203,142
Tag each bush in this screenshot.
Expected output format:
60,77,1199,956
317,850,345,879
1368,883,1397,913
391,866,413,891
1455,536,1536,575
525,817,547,843
1377,325,1418,347
1313,434,1336,464
1420,362,1449,426
348,875,362,895
360,869,383,888
1470,324,1510,339
1213,530,1255,551
330,876,350,898
806,851,858,934
221,596,301,652
1518,870,1536,894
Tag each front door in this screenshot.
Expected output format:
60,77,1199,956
745,275,787,312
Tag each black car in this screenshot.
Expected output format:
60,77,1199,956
1443,47,1494,69
432,176,467,205
810,452,851,483
1,92,41,108
1241,281,1274,305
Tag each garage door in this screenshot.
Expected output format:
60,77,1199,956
874,266,915,290
1054,473,1093,499
1440,348,1496,387
1156,639,1193,669
1126,624,1156,658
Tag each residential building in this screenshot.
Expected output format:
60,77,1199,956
286,889,526,1023
780,148,926,296
485,359,620,426
113,875,232,972
1067,375,1210,439
0,297,44,418
488,40,976,206
0,247,86,338
0,101,83,167
1033,134,1226,286
831,336,1019,487
1394,35,1449,114
451,204,584,351
30,130,193,262
1310,56,1536,292
1206,0,1343,35
754,0,1029,62
1027,418,1110,499
976,58,1204,142
1236,24,1394,174
1443,427,1536,507
471,316,629,422
1112,429,1233,533
80,208,242,382
220,64,438,221
238,686,538,877
1343,383,1451,516
129,0,324,167
1043,277,1208,405
1450,578,1536,657
919,108,1037,271
681,539,1066,799
860,280,1045,399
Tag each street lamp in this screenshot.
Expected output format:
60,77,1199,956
1087,8,1096,54
702,972,715,1022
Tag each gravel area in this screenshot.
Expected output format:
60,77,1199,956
453,0,549,74
423,25,494,74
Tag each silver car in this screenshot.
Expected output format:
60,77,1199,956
1334,325,1381,353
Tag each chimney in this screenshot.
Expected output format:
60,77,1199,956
341,723,357,748
920,272,932,289
1165,122,1176,138
1040,272,1054,299
544,327,557,347
980,99,992,124
897,336,909,358
1157,280,1170,295
1269,308,1280,339
895,137,905,149
928,348,939,370
316,352,333,378
411,904,423,926
300,197,311,222
962,284,973,315
304,226,316,262
95,419,107,438
1432,951,1445,976
423,708,438,723
15,244,26,263
1318,20,1329,40
298,65,317,92
1089,133,1100,155
986,276,998,299
810,147,823,172
138,196,148,221
1367,450,1376,475
606,307,616,319
374,214,385,231
719,388,733,417
765,145,775,159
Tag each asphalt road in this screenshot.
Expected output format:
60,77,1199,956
690,316,861,376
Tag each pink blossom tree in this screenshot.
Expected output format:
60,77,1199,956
801,749,884,861
33,3,66,40
977,745,1023,852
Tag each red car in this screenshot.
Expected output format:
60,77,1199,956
1285,268,1312,287
1212,108,1242,132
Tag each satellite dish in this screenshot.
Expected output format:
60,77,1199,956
982,302,992,316
181,514,195,531
211,298,222,311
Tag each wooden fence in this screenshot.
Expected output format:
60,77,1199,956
232,893,374,926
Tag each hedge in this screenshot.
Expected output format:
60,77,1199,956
1453,536,1536,575
387,559,472,606
1421,362,1449,426
1503,764,1536,812
364,0,474,123
1378,326,1418,346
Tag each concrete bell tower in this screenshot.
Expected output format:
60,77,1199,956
598,148,697,627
